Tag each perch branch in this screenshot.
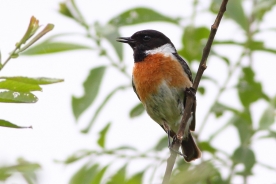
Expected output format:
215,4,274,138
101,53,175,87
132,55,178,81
162,1,229,183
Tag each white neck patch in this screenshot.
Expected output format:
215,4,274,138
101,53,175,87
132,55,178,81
145,43,176,56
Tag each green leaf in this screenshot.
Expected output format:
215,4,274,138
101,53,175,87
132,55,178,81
0,158,40,183
107,165,127,184
259,104,275,130
129,103,144,118
199,141,216,154
253,0,276,21
95,23,123,61
211,102,238,118
1,77,63,85
72,66,106,120
97,123,111,148
171,162,224,184
0,91,37,103
231,111,254,145
109,7,178,26
70,164,99,184
197,86,205,95
82,85,128,133
226,0,249,31
232,146,256,175
178,26,209,62
238,67,266,107
0,80,41,92
210,0,248,31
22,41,92,55
154,136,167,151
0,119,32,129
60,150,92,164
125,172,144,184
59,2,74,19
90,165,108,184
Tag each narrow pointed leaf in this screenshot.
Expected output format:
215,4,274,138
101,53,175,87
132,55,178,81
0,91,37,103
125,172,144,184
70,164,99,184
109,7,178,26
72,66,106,119
97,123,111,148
22,42,92,55
90,165,108,184
107,165,127,184
1,77,64,85
0,119,32,129
0,80,41,92
129,103,144,118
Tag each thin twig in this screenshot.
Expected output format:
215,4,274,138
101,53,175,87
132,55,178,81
162,0,229,183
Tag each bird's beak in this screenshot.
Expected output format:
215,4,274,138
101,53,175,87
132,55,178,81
116,37,135,44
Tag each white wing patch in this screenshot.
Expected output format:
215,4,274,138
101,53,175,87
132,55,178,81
145,43,176,57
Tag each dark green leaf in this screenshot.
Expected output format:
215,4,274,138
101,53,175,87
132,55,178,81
97,123,111,148
22,42,92,55
154,136,167,151
178,26,209,62
125,171,144,184
109,7,178,27
0,80,41,92
1,77,64,85
0,119,32,129
72,66,106,120
106,165,126,184
199,141,216,154
82,85,128,133
259,104,275,130
238,67,266,107
232,146,256,175
0,91,37,103
70,164,99,184
197,86,205,95
129,103,144,118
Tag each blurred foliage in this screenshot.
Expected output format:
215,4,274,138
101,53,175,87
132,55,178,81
0,158,40,183
3,0,276,183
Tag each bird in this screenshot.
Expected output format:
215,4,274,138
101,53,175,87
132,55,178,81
116,29,201,162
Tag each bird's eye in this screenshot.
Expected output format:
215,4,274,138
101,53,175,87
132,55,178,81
143,35,151,41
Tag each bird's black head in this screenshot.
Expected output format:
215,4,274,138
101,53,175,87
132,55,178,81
117,30,176,62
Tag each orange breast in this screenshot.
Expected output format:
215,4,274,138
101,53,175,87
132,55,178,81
133,53,192,102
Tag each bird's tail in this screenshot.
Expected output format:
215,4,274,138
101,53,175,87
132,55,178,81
181,132,201,162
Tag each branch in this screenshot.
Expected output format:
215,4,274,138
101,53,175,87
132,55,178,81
162,0,229,183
